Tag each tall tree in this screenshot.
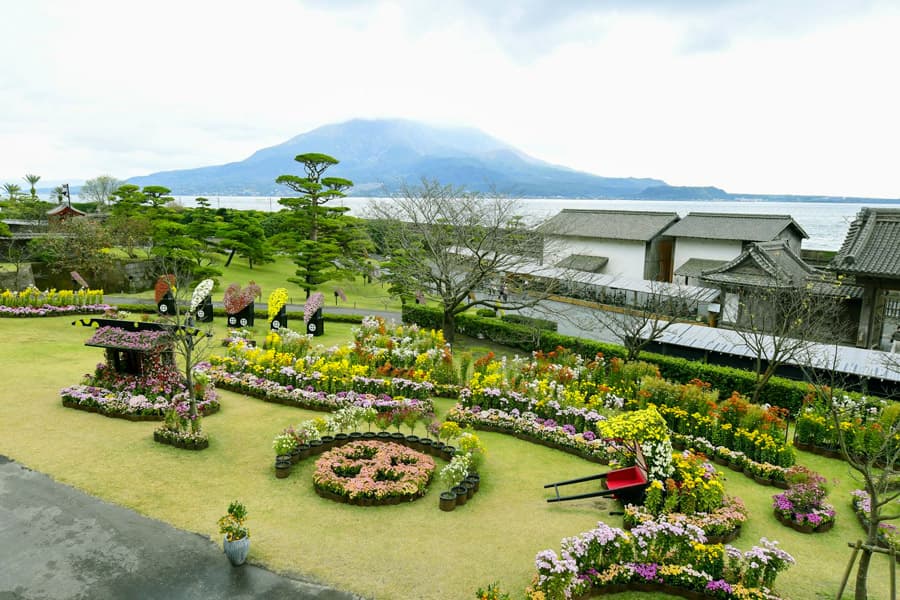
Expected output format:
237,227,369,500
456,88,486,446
80,175,121,208
369,179,556,342
276,153,352,241
23,174,40,199
3,183,23,201
30,217,114,282
274,153,368,297
219,211,273,269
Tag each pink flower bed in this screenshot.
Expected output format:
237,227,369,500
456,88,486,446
313,440,434,503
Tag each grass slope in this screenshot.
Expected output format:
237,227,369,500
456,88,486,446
0,317,894,599
116,254,403,313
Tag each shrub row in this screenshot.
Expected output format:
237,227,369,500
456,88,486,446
403,305,809,412
499,313,558,332
112,303,364,324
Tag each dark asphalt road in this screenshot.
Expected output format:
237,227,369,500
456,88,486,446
0,456,360,600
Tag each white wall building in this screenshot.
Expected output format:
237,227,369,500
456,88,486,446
537,209,680,281
666,213,808,285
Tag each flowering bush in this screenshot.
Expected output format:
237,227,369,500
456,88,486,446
626,494,747,539
850,490,900,551
1,286,105,308
532,520,793,599
448,405,616,462
154,275,176,304
268,287,288,322
86,326,172,351
313,441,434,501
223,281,261,314
190,279,214,314
596,406,674,481
772,467,835,531
304,292,325,323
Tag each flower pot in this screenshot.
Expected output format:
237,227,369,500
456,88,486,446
223,535,250,566
290,447,301,464
297,444,311,459
361,431,376,439
348,432,364,441
320,435,335,448
376,431,391,440
334,433,349,445
405,435,420,448
419,439,434,452
464,473,480,493
713,456,729,466
461,480,475,500
390,432,405,441
308,439,323,454
439,491,457,511
452,485,468,506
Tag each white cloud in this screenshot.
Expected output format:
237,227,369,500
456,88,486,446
0,0,897,198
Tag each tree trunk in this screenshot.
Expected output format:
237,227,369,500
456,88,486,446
854,547,872,600
442,309,456,343
184,341,199,433
751,364,775,404
225,248,236,267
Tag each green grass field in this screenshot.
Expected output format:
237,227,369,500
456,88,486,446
114,254,405,313
0,316,894,599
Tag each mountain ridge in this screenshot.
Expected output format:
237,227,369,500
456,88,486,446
126,118,665,197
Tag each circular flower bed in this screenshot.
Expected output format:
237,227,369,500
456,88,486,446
313,440,435,506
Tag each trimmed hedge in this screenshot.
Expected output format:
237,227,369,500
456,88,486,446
403,304,809,412
112,303,364,324
500,313,558,332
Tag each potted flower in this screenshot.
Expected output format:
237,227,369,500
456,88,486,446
267,288,288,331
218,500,250,566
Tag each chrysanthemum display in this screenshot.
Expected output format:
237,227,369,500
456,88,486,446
313,441,434,503
268,288,288,322
190,279,214,314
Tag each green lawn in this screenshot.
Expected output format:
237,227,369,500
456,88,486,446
0,317,895,599
115,254,405,313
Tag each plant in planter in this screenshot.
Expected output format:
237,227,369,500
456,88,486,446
218,500,250,566
273,432,297,458
772,466,835,532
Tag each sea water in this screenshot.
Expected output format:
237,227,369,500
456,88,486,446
174,196,900,251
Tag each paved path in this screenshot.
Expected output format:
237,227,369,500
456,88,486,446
0,456,359,600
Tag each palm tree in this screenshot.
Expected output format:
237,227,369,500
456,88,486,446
3,183,23,201
23,174,41,199
51,185,66,203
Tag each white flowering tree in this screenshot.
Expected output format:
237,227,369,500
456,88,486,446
155,266,216,433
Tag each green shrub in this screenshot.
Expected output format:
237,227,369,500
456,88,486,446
475,308,497,318
499,313,557,332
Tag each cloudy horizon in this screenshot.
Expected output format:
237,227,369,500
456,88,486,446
2,0,898,199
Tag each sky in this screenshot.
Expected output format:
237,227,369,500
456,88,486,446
1,0,898,198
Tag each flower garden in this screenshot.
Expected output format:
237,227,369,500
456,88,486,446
2,304,899,599
0,286,112,317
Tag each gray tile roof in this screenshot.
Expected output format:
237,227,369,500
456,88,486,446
662,212,808,241
555,254,609,273
674,258,728,277
537,209,679,242
831,207,900,280
702,240,862,297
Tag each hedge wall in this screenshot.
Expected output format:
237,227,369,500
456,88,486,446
403,304,810,412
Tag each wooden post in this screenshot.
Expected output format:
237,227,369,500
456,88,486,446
836,541,862,600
